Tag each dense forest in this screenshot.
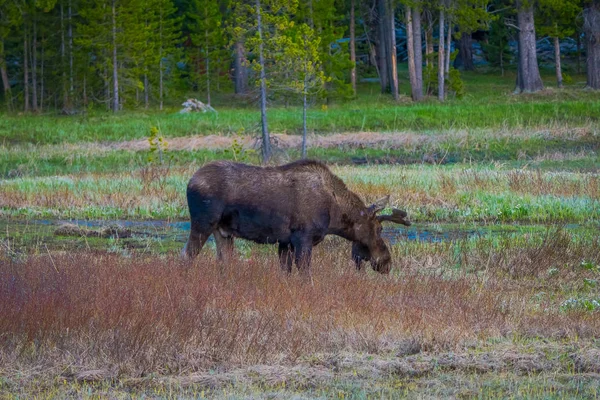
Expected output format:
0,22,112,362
0,0,599,115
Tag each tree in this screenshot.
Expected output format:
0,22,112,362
406,5,422,101
349,0,357,95
511,0,544,93
483,5,513,76
153,0,181,110
0,0,20,110
188,0,224,106
452,0,490,71
255,0,270,163
412,2,423,98
271,23,326,158
303,0,353,100
438,1,446,101
537,0,580,87
584,0,600,89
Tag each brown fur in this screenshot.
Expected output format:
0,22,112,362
183,160,409,274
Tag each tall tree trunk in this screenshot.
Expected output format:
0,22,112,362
83,73,88,106
205,28,211,106
40,34,44,112
256,0,271,164
445,17,452,75
350,0,357,95
389,0,398,100
425,11,433,65
362,19,380,78
554,36,563,88
438,9,445,102
32,16,38,112
576,32,582,75
144,74,149,108
406,7,418,101
233,42,248,94
1,39,12,111
456,33,474,71
302,61,308,159
515,3,543,93
584,1,600,89
159,6,163,111
61,2,68,108
23,19,29,112
412,6,423,100
68,0,74,95
500,45,504,76
377,0,389,93
104,63,110,111
112,0,119,112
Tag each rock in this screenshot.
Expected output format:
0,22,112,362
179,99,217,114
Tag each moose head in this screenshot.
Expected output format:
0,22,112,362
350,196,411,274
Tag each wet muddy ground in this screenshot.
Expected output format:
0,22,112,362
1,218,591,256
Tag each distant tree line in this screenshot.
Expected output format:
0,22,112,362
1,0,599,117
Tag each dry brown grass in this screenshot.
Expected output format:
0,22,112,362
1,232,599,385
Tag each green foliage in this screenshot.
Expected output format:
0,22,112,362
560,297,600,312
222,128,258,163
482,7,514,74
537,0,581,39
447,68,466,98
147,125,170,164
424,50,465,98
452,0,493,36
269,22,328,100
187,0,228,99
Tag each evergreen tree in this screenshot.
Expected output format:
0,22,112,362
537,0,581,87
188,0,224,106
0,0,20,110
482,8,513,76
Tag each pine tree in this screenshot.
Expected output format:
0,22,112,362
537,0,581,88
188,0,223,106
0,0,20,110
271,22,326,157
153,0,181,110
483,9,513,76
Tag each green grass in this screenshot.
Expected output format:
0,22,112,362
1,128,598,178
1,164,598,223
1,71,599,145
1,71,599,399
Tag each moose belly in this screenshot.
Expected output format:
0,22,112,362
219,206,291,244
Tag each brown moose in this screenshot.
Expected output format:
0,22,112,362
183,160,410,273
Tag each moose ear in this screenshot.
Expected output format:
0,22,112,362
377,208,411,226
368,195,390,215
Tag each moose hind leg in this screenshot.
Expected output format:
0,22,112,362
214,229,235,263
278,243,293,273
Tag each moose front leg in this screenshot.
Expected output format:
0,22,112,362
278,243,294,273
352,242,370,271
292,237,313,275
182,219,213,259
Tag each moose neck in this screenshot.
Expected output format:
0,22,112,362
327,199,363,242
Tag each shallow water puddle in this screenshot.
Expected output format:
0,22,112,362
1,218,587,254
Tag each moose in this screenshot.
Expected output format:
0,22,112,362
183,160,411,274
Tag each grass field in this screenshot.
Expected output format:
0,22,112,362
1,74,599,398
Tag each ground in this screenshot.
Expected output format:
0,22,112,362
0,72,599,398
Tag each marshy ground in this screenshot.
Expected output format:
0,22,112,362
1,74,599,398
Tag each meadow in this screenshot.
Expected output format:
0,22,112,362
1,72,599,398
